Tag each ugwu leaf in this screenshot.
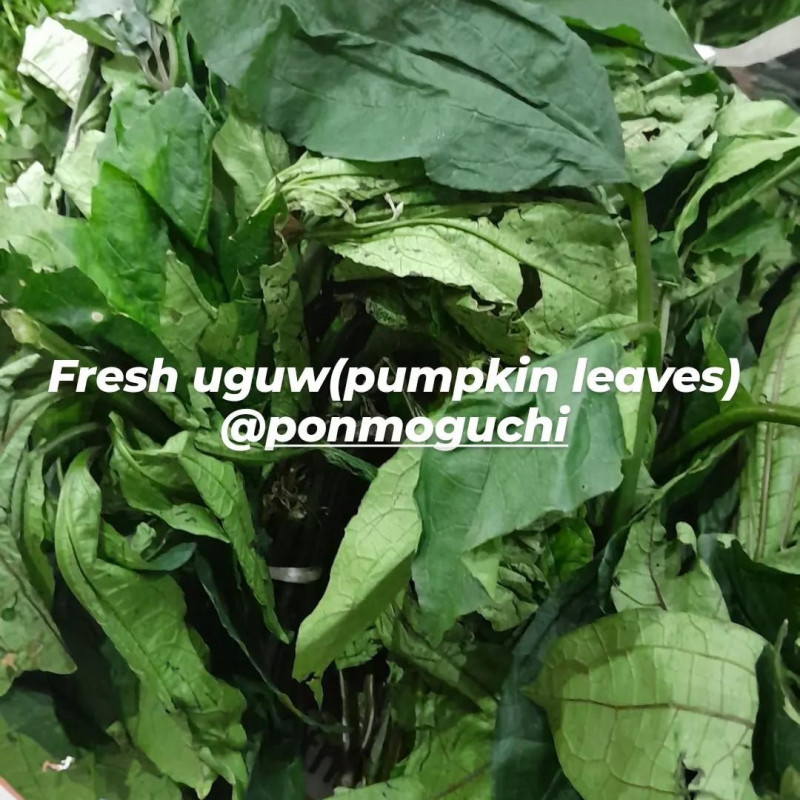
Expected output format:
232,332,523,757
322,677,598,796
54,450,248,784
611,517,728,619
176,437,287,642
412,335,627,640
329,201,637,355
542,0,701,63
530,609,765,800
0,686,182,800
294,449,422,681
182,0,626,193
0,359,75,695
738,275,800,571
98,86,217,247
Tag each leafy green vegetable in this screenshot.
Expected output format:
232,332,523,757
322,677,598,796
294,449,421,680
182,0,626,191
99,85,216,246
612,516,728,617
54,450,248,786
3,0,800,796
0,357,74,694
413,335,626,638
544,0,701,62
738,276,800,570
530,609,766,800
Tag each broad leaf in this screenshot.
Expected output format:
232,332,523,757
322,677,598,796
616,71,718,190
413,335,626,639
676,135,800,247
294,449,422,680
530,609,765,800
182,0,626,192
99,86,217,247
0,360,74,694
214,112,290,219
612,517,729,618
177,438,287,642
544,0,700,62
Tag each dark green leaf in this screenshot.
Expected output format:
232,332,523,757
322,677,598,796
182,0,626,192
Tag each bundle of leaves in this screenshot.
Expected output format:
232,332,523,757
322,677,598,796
3,2,800,800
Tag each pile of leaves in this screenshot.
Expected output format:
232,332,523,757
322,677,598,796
4,1,800,799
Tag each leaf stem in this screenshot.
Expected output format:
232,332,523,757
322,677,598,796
609,186,660,534
652,403,800,479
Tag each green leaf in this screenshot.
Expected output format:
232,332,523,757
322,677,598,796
294,448,422,680
54,451,248,782
675,135,800,248
544,0,700,62
81,163,170,329
0,205,82,269
753,643,800,795
113,656,217,798
412,335,626,639
0,362,74,694
492,564,603,800
337,696,493,800
0,686,182,800
738,276,800,570
511,203,637,353
160,252,217,374
59,0,152,57
214,112,290,219
331,215,523,308
700,538,800,673
616,71,718,191
20,451,55,605
330,201,637,355
529,609,765,800
177,439,287,642
264,155,424,219
0,252,177,364
260,246,311,419
54,129,104,217
182,0,626,192
376,594,510,706
611,517,729,618
98,87,217,247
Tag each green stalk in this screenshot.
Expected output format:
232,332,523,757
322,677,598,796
652,403,800,479
609,186,661,534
